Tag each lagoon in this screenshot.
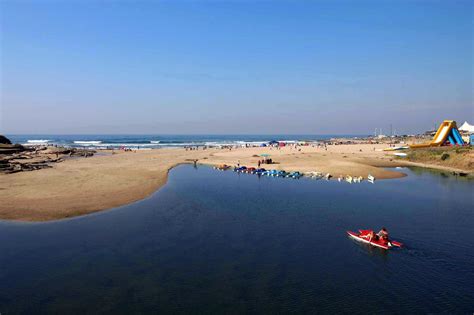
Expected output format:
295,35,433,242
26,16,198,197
0,165,472,313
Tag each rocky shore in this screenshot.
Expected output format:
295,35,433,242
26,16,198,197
0,135,95,174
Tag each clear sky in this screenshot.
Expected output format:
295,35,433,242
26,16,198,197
1,0,472,135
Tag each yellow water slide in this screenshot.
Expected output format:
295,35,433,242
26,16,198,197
410,120,457,148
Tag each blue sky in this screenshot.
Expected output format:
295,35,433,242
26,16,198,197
1,0,472,134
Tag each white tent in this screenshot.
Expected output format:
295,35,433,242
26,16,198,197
459,121,474,133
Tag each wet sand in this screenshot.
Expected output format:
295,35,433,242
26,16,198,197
1,144,412,221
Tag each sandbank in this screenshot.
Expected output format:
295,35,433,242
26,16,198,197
0,143,425,222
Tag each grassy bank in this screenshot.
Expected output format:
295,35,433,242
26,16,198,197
405,146,473,174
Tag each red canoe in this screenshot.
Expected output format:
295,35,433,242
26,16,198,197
347,230,403,250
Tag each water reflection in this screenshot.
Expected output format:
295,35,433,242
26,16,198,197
0,165,472,314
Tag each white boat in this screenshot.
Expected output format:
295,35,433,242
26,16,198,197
345,175,353,183
306,171,323,179
393,152,407,157
324,173,332,180
368,174,375,183
383,146,409,151
353,176,363,183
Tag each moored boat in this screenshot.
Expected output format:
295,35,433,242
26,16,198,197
214,164,231,170
368,174,375,183
266,170,278,176
288,171,302,178
306,171,323,179
234,166,247,172
277,170,288,177
245,167,256,174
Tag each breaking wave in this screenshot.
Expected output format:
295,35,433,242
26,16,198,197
74,141,103,145
27,139,50,144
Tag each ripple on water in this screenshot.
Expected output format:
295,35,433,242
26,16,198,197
0,165,473,313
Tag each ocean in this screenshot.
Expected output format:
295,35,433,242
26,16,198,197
6,134,366,149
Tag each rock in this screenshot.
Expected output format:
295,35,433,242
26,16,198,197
0,145,93,174
0,135,12,144
43,147,71,154
0,135,28,155
0,144,25,155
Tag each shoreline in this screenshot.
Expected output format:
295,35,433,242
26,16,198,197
1,144,471,222
397,160,473,176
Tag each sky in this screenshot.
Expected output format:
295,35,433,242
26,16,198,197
0,0,472,135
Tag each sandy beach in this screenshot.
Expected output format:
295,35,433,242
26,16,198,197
0,143,412,222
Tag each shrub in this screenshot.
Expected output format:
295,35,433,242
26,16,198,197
441,153,450,161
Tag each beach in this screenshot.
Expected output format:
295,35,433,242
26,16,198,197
0,143,409,221
2,142,473,222
3,1,473,312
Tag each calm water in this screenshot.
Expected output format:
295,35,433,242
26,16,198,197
0,166,473,314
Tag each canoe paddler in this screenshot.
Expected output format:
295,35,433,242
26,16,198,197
377,227,389,241
363,230,376,242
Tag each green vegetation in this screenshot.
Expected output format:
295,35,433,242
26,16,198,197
406,146,473,172
440,153,450,161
